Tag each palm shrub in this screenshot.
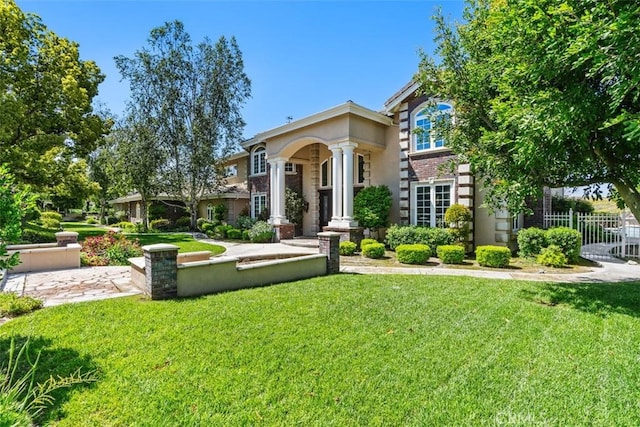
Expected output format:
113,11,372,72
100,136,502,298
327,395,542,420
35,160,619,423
545,227,581,263
437,245,465,264
396,244,430,264
476,245,511,268
537,245,568,267
339,241,357,256
362,242,385,259
248,221,274,243
517,227,547,258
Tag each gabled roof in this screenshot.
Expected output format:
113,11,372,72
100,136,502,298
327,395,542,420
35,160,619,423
383,80,420,113
242,100,393,149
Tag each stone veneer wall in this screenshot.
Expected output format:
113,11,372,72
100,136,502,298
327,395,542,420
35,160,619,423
309,144,320,234
398,102,411,224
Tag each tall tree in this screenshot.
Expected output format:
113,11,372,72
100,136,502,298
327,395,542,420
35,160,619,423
0,165,35,270
416,0,640,221
115,21,251,229
0,0,110,187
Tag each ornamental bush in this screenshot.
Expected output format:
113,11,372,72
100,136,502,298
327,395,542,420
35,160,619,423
385,225,454,255
150,218,171,231
81,232,142,266
537,244,568,268
175,216,192,229
545,227,581,263
196,217,210,232
339,241,357,256
517,227,547,258
40,211,62,229
362,242,386,259
227,228,242,240
248,221,274,243
444,204,472,243
437,245,465,264
396,244,431,264
476,245,511,268
116,221,135,231
360,238,379,251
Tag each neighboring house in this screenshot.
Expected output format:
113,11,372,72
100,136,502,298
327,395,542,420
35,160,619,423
241,81,554,246
110,151,250,225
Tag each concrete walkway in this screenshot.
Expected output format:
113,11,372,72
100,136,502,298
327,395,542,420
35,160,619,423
1,238,638,316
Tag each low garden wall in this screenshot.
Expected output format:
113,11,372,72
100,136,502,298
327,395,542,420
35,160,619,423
7,232,81,273
130,232,341,299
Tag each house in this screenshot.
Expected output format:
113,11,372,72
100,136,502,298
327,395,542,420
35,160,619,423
241,81,552,247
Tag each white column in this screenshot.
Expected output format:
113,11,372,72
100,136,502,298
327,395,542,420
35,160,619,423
268,160,277,223
341,142,357,226
329,145,343,226
275,159,287,223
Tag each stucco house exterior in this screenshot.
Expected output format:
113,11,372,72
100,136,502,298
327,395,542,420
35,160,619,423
241,81,552,247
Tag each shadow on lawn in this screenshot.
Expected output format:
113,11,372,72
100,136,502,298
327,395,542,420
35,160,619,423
521,281,640,317
0,335,100,424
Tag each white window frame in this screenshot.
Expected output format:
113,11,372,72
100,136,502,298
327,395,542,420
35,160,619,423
285,162,296,174
320,158,332,188
412,102,453,153
251,146,266,176
512,212,525,232
251,193,267,219
225,164,238,177
207,203,214,221
410,180,455,227
356,153,365,185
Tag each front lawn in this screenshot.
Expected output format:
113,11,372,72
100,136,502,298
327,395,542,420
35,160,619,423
1,275,639,425
129,233,225,254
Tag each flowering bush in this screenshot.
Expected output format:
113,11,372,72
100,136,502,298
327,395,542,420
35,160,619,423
81,231,142,266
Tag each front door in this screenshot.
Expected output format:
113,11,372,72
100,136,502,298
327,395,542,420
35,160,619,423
319,189,332,228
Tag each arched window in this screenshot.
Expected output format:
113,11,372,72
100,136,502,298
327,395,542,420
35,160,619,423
413,102,452,152
206,203,214,221
251,146,266,175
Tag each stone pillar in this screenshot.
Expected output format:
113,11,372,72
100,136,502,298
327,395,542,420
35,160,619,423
330,146,343,224
318,232,340,274
268,160,277,221
55,231,79,247
341,142,357,226
309,143,320,234
142,244,179,300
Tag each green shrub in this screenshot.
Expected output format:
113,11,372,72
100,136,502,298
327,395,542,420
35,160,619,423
385,225,454,255
445,204,472,243
116,221,135,231
242,230,250,241
0,293,42,317
545,227,581,263
86,217,98,225
40,211,63,222
362,242,386,259
248,221,274,243
201,222,216,235
196,217,210,232
41,218,61,229
81,232,143,266
215,224,234,239
150,218,171,231
236,215,256,231
227,228,242,240
21,229,55,244
339,241,357,256
517,227,547,258
360,238,378,250
175,216,192,229
396,244,431,264
437,245,465,264
476,245,511,268
537,244,568,268
353,185,393,232
213,204,228,223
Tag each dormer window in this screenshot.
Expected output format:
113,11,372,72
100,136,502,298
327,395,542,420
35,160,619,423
413,102,452,152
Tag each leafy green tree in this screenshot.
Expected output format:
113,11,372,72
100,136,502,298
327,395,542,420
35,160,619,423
417,0,640,221
0,166,35,270
89,135,126,223
115,21,251,229
354,185,392,237
0,0,110,187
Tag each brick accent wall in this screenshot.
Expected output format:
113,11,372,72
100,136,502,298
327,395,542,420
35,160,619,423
318,232,340,274
143,244,179,300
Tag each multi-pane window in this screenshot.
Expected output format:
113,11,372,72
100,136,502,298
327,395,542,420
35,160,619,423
321,159,331,187
413,183,452,227
225,164,238,177
207,203,214,221
414,103,452,152
357,154,365,184
251,193,267,219
252,147,266,175
285,162,296,174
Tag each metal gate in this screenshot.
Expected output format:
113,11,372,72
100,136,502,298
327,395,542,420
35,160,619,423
544,209,640,261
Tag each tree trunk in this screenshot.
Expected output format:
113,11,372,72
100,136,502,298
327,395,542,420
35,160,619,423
190,200,198,231
612,179,640,224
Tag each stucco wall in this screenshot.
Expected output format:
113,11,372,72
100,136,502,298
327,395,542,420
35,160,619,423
369,125,401,225
8,243,81,273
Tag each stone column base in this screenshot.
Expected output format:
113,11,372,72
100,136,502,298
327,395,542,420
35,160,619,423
274,223,295,242
322,226,364,248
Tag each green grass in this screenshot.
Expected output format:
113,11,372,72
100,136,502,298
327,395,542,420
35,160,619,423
61,222,109,240
128,233,225,254
2,275,640,425
0,293,42,317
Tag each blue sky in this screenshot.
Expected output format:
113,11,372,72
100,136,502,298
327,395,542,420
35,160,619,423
17,0,465,139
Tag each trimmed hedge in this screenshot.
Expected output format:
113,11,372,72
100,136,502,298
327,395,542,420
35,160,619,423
360,238,378,250
517,227,547,258
362,243,386,259
175,216,192,228
385,225,454,255
545,227,581,263
227,229,242,240
339,241,357,256
150,218,171,231
437,245,465,264
396,244,430,265
476,245,511,268
537,245,568,268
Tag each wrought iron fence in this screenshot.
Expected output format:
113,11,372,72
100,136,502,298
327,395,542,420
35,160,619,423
543,209,640,261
